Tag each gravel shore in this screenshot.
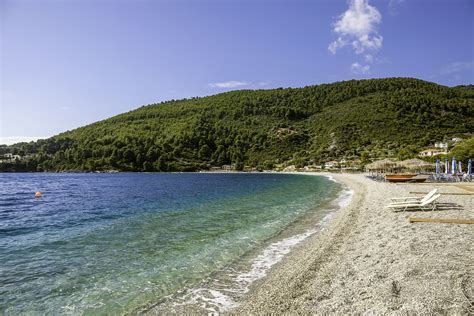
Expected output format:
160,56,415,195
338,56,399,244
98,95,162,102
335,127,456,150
233,173,474,314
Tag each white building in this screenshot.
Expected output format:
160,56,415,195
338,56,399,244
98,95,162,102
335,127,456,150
434,142,448,150
419,149,445,157
2,153,21,161
324,160,339,169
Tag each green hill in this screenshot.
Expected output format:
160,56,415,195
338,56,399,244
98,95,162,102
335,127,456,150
1,78,473,172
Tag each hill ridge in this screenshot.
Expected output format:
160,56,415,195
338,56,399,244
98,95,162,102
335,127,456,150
1,77,473,172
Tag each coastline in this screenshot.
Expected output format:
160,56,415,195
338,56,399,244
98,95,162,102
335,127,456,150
4,172,472,313
145,172,349,314
232,173,474,314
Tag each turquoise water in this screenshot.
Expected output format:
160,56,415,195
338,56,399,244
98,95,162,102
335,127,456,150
0,173,341,314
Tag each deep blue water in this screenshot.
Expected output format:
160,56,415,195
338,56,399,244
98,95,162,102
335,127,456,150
0,173,340,314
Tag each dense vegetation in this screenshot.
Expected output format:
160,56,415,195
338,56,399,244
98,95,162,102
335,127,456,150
1,78,473,172
451,136,474,161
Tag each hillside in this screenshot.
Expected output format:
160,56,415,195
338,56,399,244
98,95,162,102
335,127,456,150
1,78,473,172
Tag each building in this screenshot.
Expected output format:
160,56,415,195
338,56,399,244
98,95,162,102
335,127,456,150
303,165,323,171
434,142,448,151
4,153,21,160
418,148,445,157
0,153,22,163
324,160,339,169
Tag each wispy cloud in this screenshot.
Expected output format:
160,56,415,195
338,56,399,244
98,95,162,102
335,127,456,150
329,0,383,57
0,136,49,145
440,61,474,75
209,81,249,89
388,0,405,15
351,62,370,75
59,106,71,110
364,54,374,63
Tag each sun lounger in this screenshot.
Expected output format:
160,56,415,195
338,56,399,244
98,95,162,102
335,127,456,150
386,194,441,212
389,189,438,204
387,193,440,207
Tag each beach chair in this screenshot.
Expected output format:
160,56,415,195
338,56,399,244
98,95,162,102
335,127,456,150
386,194,441,212
389,189,437,204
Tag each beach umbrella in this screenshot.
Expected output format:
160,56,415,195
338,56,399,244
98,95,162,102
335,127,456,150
468,159,472,177
435,159,440,175
445,157,449,174
458,161,462,173
398,158,435,171
452,157,457,175
365,159,397,172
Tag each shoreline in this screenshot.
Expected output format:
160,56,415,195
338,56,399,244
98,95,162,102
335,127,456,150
4,172,472,313
145,172,350,314
232,173,474,314
227,172,366,313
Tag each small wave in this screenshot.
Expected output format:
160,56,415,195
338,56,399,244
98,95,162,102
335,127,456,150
321,175,354,209
235,227,317,287
335,188,354,209
168,287,239,313
324,174,338,183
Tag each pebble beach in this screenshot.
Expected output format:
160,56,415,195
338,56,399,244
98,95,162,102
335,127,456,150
234,173,474,314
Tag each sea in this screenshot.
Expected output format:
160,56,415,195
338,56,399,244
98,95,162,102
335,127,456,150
0,172,352,314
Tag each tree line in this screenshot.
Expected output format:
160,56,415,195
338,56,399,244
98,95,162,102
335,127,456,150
1,78,473,172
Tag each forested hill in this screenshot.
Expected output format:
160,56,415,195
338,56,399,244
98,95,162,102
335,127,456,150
2,78,474,172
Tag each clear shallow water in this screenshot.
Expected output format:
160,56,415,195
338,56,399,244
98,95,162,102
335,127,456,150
0,173,340,314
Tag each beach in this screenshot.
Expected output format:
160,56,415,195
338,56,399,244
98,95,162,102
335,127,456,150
233,173,474,314
2,172,473,314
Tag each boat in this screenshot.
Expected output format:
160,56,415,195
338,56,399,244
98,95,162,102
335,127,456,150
385,174,429,183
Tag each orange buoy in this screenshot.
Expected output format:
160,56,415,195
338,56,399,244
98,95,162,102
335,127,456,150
35,192,43,198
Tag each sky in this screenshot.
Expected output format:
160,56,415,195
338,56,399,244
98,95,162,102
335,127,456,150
1,0,473,145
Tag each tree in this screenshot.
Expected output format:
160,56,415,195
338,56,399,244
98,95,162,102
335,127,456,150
198,144,211,160
451,137,474,161
397,145,419,161
143,161,153,171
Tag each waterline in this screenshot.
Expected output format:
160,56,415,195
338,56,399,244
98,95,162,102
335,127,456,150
149,178,353,313
1,173,340,314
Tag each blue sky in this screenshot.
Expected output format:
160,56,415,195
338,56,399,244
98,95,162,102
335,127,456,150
1,0,473,144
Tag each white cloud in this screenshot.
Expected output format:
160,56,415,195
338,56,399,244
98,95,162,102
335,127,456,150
328,38,347,54
388,0,405,15
364,54,374,62
0,136,49,145
440,61,474,75
209,81,249,88
351,62,370,75
329,0,383,56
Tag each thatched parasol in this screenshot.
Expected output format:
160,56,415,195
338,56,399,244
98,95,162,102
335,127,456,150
365,159,398,171
398,158,435,170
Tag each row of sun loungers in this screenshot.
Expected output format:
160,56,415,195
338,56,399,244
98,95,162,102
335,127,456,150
429,174,472,182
